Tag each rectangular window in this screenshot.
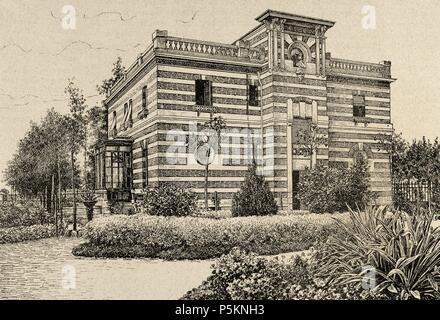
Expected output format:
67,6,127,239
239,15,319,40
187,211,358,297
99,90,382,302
248,84,258,107
106,150,132,190
124,103,128,118
142,143,148,189
142,86,148,109
195,79,212,106
353,94,366,118
128,99,133,127
111,111,117,135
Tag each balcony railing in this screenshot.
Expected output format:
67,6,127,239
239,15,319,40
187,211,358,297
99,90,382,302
108,33,265,97
158,36,265,63
328,58,391,79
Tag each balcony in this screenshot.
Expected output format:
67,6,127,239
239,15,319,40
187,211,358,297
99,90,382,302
327,57,392,80
156,34,266,64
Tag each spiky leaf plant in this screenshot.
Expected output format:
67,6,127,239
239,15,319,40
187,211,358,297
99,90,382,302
317,206,440,300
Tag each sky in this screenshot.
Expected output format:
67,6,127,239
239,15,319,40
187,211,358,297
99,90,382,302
0,0,439,189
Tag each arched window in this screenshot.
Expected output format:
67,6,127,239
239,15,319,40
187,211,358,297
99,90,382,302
354,151,368,166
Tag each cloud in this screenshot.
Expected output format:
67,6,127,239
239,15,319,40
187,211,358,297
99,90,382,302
82,11,136,22
177,11,198,24
51,10,136,22
53,40,127,56
0,43,32,53
31,41,143,56
0,89,100,110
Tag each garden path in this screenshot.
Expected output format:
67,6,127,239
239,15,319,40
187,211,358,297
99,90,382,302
0,238,213,300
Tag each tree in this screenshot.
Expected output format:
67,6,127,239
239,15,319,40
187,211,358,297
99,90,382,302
64,79,87,231
375,131,408,183
294,122,327,168
85,103,108,189
40,109,71,233
232,163,278,216
4,109,72,221
97,57,126,97
196,116,226,210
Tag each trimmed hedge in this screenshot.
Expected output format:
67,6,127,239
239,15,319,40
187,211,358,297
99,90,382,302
0,224,56,244
72,214,347,260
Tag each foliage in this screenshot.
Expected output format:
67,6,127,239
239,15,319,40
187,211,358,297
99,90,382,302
294,122,328,167
374,131,408,181
395,137,440,183
64,79,87,158
0,203,52,228
193,210,231,220
182,248,312,300
298,159,375,213
64,79,88,230
3,109,74,206
198,116,227,209
182,248,373,300
97,57,126,97
78,188,98,203
0,224,56,244
72,213,346,259
141,184,198,217
317,206,440,300
232,164,278,217
108,201,126,215
377,133,440,184
85,103,108,188
287,277,377,300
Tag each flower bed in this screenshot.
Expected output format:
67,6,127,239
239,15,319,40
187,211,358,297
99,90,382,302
72,213,347,260
0,224,56,244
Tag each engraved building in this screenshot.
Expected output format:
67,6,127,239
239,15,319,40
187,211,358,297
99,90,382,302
94,9,395,210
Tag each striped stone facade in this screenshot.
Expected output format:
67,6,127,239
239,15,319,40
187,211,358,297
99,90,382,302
97,9,395,209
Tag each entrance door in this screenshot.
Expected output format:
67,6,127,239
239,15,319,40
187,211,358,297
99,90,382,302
292,171,301,210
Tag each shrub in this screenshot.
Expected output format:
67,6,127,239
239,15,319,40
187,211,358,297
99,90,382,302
0,203,51,228
73,213,347,260
298,159,375,213
232,164,278,217
182,248,373,300
108,201,125,215
182,248,312,300
142,184,198,217
0,224,56,244
317,206,440,300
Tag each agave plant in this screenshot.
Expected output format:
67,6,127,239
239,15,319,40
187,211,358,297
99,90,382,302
79,188,98,222
317,206,440,300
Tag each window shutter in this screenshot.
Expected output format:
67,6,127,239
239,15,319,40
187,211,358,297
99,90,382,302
142,86,147,109
128,99,133,126
195,80,204,105
204,80,212,106
254,85,259,106
123,103,129,124
249,85,258,107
